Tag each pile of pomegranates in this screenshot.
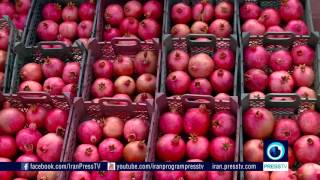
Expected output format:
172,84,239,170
36,1,96,47
18,57,81,96
244,44,316,99
155,103,237,180
103,0,162,41
166,49,235,96
90,50,158,103
240,0,309,35
69,116,149,179
0,0,32,30
0,102,69,179
243,106,320,180
170,1,234,38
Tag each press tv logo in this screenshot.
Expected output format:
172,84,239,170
263,140,289,171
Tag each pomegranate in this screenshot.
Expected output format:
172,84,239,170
62,62,80,84
16,154,40,178
192,1,214,22
154,171,184,180
93,59,112,79
103,117,124,138
298,110,320,135
20,63,43,82
270,170,298,180
36,133,63,162
37,20,59,41
77,119,102,145
143,0,162,20
123,141,147,162
98,138,124,161
269,49,293,71
244,69,268,92
74,144,99,162
26,105,47,128
0,2,15,19
215,93,231,101
191,21,209,34
138,18,160,40
134,51,157,75
294,135,320,163
105,4,124,26
297,163,320,180
59,21,78,40
43,77,65,95
184,105,210,136
37,171,57,180
268,71,294,93
136,73,156,94
215,1,233,20
0,157,13,180
288,146,295,168
112,94,132,105
119,171,143,180
184,159,207,180
296,86,317,99
186,136,209,160
13,14,27,30
103,26,121,41
91,171,119,180
56,37,72,47
243,107,275,139
292,65,315,87
45,108,68,133
240,2,261,21
213,49,235,71
171,2,192,24
189,78,212,95
188,53,214,78
244,139,263,162
273,118,301,145
134,93,153,103
159,111,183,134
19,81,43,92
258,8,281,28
245,171,270,180
42,3,62,22
62,83,77,96
285,20,309,35
210,136,235,162
62,2,78,21
156,134,185,162
41,57,64,78
291,45,315,66
91,78,114,98
123,118,149,142
69,171,91,180
166,71,191,95
0,135,17,158
0,108,26,134
78,1,95,21
114,76,136,95
266,26,285,37
244,45,269,70
208,19,232,38
167,50,189,71
210,69,234,93
114,55,134,76
208,171,233,180
241,19,266,35
120,17,139,35
211,111,236,137
124,0,142,18
171,24,190,38
280,0,303,22
77,20,93,38
16,128,42,153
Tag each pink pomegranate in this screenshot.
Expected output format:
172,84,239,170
42,3,62,22
91,171,119,180
16,154,40,178
294,135,320,163
208,19,232,38
240,2,261,21
93,59,113,79
266,26,285,37
13,14,27,30
298,110,320,135
143,0,162,20
154,171,184,180
270,170,298,180
62,83,77,96
0,135,17,158
62,3,78,21
159,111,183,134
258,8,281,28
69,171,91,180
119,17,139,35
36,133,63,162
98,138,124,162
171,2,192,24
0,108,26,134
134,93,153,103
114,55,134,76
112,94,132,105
77,119,102,145
123,141,147,162
215,1,233,20
134,51,157,75
210,69,234,93
59,21,78,40
41,57,64,78
285,20,309,35
211,111,236,137
19,80,43,92
102,117,124,139
105,4,124,26
213,49,235,71
123,118,149,142
79,1,95,21
188,53,214,78
186,136,209,160
244,45,269,70
189,78,212,95
292,65,315,87
77,20,93,38
244,139,264,162
280,0,303,22
0,2,15,19
190,21,209,34
62,62,80,84
91,78,114,98
103,26,121,41
16,128,42,153
114,76,136,95
171,24,190,38
296,86,316,99
243,107,275,139
241,19,266,35
167,50,189,71
44,108,68,133
166,71,191,95
273,118,301,145
26,105,47,128
136,73,156,94
192,1,214,22
156,134,186,162
119,171,143,180
245,171,270,180
215,93,231,101
138,18,160,40
208,171,233,180
20,63,43,82
291,45,315,66
297,163,320,180
74,144,99,162
210,136,235,162
124,0,142,18
184,105,210,136
268,71,295,93
244,69,268,92
269,49,293,71
43,77,65,95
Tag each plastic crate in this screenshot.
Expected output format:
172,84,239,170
95,0,164,42
240,32,320,99
237,0,315,35
24,0,99,47
58,97,153,179
161,34,239,97
145,93,240,180
9,41,87,99
0,16,20,94
240,93,318,179
163,0,239,44
82,38,161,102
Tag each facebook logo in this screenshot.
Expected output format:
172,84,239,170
21,163,29,171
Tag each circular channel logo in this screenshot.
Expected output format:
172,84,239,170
266,142,285,161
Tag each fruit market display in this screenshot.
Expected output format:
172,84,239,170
36,1,96,47
0,0,31,30
240,0,309,35
170,1,234,38
103,0,163,40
